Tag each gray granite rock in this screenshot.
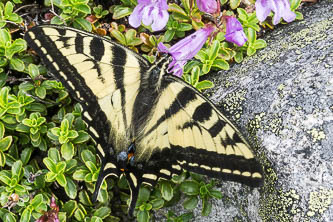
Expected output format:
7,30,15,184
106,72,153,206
159,1,333,221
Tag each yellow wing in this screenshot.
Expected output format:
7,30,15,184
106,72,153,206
135,75,263,187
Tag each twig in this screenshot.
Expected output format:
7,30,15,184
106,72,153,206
14,4,39,13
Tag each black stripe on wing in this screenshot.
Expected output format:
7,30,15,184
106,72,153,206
125,148,182,215
24,27,111,156
164,75,263,187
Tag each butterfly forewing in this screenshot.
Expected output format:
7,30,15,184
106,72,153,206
24,25,150,155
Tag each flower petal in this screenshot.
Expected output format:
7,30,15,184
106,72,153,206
142,6,154,26
138,0,152,5
225,30,247,46
196,0,218,14
129,4,146,28
158,25,215,76
225,17,247,46
151,9,169,31
273,0,296,25
255,0,273,22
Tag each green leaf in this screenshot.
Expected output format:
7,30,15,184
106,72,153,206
0,29,11,45
9,38,27,54
31,194,43,209
160,180,173,201
0,136,12,151
253,39,267,49
201,198,212,216
20,208,32,222
208,40,220,61
196,80,214,91
150,198,164,210
72,131,90,144
290,0,302,10
190,66,200,86
110,30,126,45
138,187,151,203
178,23,192,32
46,171,57,181
180,181,199,195
81,149,96,164
230,0,240,9
43,157,57,173
234,51,243,63
209,190,222,199
183,196,198,210
73,169,89,180
49,147,61,163
28,64,39,79
65,177,77,199
50,127,61,137
212,59,229,70
74,4,91,14
247,47,256,56
4,2,14,15
91,216,103,222
93,206,111,219
61,142,74,160
61,119,69,133
73,18,92,32
51,16,64,25
67,130,78,139
137,210,149,222
12,160,22,177
112,6,132,19
20,147,33,165
0,150,5,167
295,11,303,20
247,28,256,44
56,161,67,174
0,73,7,88
62,200,77,217
0,172,10,184
85,161,97,173
18,82,34,91
56,173,67,187
163,30,175,42
10,58,24,72
35,86,46,99
65,159,77,173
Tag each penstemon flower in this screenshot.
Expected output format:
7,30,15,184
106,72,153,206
158,25,215,77
196,0,218,14
255,0,296,25
129,0,169,31
224,16,248,46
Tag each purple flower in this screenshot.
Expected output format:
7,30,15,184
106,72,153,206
224,16,247,46
196,0,218,14
255,0,296,25
158,25,215,77
129,0,169,31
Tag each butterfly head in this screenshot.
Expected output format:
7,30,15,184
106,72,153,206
117,143,136,172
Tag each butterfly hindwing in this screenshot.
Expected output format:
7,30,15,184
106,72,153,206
137,75,263,187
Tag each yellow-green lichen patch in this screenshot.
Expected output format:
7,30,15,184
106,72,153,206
222,89,247,120
277,84,286,99
259,187,301,222
307,128,326,142
264,115,283,136
290,18,331,50
247,112,266,135
306,188,333,218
